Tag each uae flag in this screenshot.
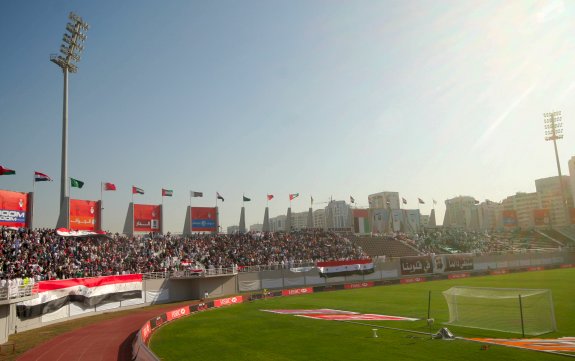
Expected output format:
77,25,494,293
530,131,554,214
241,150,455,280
243,195,251,202
267,194,274,201
289,193,299,201
191,191,203,197
16,274,142,319
162,188,173,197
34,171,52,182
317,259,374,278
217,192,224,202
132,186,145,195
418,198,425,204
0,166,16,175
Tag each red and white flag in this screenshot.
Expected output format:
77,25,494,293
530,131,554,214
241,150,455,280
104,182,116,191
34,171,52,182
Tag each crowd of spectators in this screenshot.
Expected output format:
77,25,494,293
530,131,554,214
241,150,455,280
0,227,367,281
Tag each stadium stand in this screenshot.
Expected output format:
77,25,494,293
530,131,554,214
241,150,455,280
352,236,420,257
0,227,368,280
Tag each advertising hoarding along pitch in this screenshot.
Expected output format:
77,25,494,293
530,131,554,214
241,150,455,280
69,199,100,231
134,204,161,232
0,189,29,228
191,207,217,232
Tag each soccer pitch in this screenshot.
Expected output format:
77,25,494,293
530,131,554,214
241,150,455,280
150,268,575,360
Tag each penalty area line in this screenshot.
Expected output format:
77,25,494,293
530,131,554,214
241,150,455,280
336,319,433,337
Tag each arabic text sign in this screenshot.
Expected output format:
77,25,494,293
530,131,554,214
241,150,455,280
69,199,99,231
433,254,474,273
134,204,161,232
399,256,433,276
0,189,28,227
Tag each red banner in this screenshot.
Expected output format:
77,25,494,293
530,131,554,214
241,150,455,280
400,277,426,284
344,282,374,289
134,204,161,232
490,269,508,275
191,207,217,232
213,296,243,308
533,209,550,226
448,273,470,279
69,199,100,231
281,287,314,296
0,189,29,228
166,306,190,321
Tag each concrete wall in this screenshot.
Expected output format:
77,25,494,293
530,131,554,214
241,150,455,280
3,250,574,341
0,305,9,344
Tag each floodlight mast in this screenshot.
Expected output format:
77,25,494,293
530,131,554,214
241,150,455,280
51,12,89,228
543,111,568,228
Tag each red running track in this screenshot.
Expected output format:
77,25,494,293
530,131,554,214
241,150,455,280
18,304,186,361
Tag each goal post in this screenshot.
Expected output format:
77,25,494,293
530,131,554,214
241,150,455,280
442,287,556,336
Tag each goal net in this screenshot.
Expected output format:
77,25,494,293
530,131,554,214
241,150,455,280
442,287,556,335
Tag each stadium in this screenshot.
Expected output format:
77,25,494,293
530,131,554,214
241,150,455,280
2,2,575,361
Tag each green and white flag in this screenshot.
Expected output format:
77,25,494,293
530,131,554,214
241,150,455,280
70,178,84,189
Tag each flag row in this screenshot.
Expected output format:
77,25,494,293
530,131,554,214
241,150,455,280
2,166,437,205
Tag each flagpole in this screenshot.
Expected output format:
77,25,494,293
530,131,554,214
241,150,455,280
32,171,36,230
100,182,103,232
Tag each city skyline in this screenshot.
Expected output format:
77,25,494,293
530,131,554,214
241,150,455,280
1,1,574,232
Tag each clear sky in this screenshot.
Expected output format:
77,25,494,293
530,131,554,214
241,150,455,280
1,0,574,233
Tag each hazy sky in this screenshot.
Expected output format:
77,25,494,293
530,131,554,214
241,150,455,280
1,0,574,233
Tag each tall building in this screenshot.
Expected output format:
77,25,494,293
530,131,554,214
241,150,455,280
476,201,503,231
569,156,575,207
227,225,240,234
269,215,287,232
368,192,400,210
313,209,326,229
291,211,309,231
501,192,539,229
325,200,351,230
443,196,477,228
249,223,263,232
535,176,572,227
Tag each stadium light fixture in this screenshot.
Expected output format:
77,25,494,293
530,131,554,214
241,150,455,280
51,12,89,228
543,111,568,228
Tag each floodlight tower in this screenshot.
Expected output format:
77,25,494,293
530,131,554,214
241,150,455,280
51,12,89,227
543,111,568,227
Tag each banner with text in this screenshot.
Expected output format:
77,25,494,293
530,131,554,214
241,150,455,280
533,209,550,226
433,254,474,273
502,210,518,227
191,207,217,232
400,256,433,276
134,204,161,232
69,199,100,231
0,189,29,228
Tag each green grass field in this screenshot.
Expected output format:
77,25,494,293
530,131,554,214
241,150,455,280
150,268,575,360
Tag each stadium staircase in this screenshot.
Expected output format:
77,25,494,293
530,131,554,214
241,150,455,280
353,237,421,258
535,229,574,247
